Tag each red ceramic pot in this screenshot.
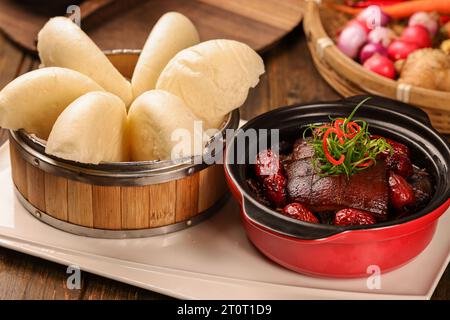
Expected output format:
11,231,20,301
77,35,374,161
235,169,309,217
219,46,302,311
224,95,450,278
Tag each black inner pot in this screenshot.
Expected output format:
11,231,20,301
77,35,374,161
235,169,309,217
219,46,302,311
226,95,450,240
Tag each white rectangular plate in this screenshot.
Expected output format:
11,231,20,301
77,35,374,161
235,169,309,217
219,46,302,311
0,142,448,299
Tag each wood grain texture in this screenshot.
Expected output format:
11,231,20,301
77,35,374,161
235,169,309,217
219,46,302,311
149,181,176,227
44,173,68,221
9,140,28,199
68,180,94,227
0,25,448,300
26,163,46,212
0,30,25,151
106,52,138,79
79,274,169,300
14,166,222,230
175,173,200,222
198,0,301,30
16,171,219,230
92,185,121,229
0,246,83,300
198,165,227,212
121,186,150,229
0,246,167,300
0,0,302,53
433,266,450,300
0,28,23,88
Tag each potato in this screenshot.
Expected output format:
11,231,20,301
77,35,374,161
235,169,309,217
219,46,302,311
156,39,265,129
131,12,199,99
0,67,103,139
38,16,133,106
127,90,203,161
46,91,128,164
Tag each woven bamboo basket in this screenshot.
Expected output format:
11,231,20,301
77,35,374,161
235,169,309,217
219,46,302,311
9,50,239,238
303,0,450,133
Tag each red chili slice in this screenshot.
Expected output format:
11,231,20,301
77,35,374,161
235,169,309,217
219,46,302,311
334,119,344,130
345,121,360,138
357,159,373,167
356,151,373,168
321,118,363,167
322,128,345,165
331,119,345,144
334,119,361,139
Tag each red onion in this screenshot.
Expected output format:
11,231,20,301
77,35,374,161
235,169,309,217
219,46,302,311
337,23,367,59
363,54,395,79
345,19,371,34
409,12,438,37
387,40,420,61
357,5,390,30
401,25,432,48
368,27,396,48
359,42,387,64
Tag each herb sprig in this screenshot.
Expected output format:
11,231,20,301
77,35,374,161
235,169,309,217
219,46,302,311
303,98,392,177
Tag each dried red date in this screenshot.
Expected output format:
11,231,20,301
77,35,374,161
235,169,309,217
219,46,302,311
282,203,319,223
386,153,414,177
255,149,282,177
334,208,377,226
388,172,416,210
263,174,287,208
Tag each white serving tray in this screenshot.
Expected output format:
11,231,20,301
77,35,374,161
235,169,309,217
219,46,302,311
0,142,448,300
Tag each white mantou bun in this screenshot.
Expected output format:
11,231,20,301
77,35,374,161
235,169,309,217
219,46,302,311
46,91,128,164
37,16,133,106
156,39,265,129
131,12,200,99
128,90,203,161
0,67,104,139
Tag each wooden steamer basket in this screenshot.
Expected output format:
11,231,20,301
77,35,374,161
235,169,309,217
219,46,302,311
303,0,450,134
8,50,240,238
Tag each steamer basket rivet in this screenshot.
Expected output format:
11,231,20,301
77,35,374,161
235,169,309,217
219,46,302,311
34,210,41,218
186,220,192,226
187,168,195,176
33,158,40,167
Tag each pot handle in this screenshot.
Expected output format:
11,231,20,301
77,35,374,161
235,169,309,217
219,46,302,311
242,197,345,240
341,95,432,126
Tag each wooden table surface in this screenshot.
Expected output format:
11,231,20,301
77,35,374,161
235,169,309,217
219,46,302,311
0,26,448,300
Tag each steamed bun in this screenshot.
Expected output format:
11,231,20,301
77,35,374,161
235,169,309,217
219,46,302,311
0,67,103,139
46,91,128,164
127,90,203,161
156,39,264,129
38,17,133,106
131,12,200,98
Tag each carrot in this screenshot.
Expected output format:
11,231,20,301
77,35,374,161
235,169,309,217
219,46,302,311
328,0,450,18
382,0,450,18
